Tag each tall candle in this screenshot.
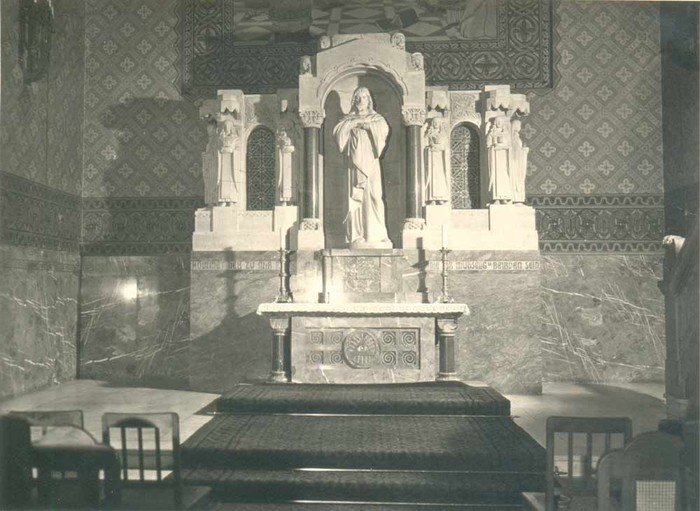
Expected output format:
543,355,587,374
279,227,285,250
442,224,448,248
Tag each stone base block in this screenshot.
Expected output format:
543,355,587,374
193,206,289,251
290,316,436,383
297,218,325,250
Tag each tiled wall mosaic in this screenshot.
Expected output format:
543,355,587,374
1,0,85,196
181,0,553,96
82,0,206,199
524,1,663,196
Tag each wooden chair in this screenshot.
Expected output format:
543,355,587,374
0,415,32,509
9,409,84,442
619,432,682,510
540,416,633,511
29,424,120,509
597,448,625,510
102,412,206,510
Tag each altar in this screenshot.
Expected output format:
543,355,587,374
188,33,542,394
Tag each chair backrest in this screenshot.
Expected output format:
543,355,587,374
0,415,32,508
620,432,682,511
598,448,625,511
101,412,181,508
9,410,84,441
546,416,633,511
29,424,119,509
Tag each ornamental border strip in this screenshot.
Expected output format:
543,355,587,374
178,0,554,98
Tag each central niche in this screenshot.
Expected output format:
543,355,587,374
322,73,406,249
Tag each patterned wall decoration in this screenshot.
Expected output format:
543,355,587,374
524,1,662,196
81,197,202,255
450,123,481,209
1,171,81,251
82,0,206,199
181,0,553,97
245,125,276,211
1,0,85,196
529,194,664,253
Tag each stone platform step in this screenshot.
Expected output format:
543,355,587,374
213,382,510,416
182,414,544,472
203,502,522,510
184,468,542,505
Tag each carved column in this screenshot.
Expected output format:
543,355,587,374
269,316,290,383
403,107,426,225
299,110,324,224
436,317,458,381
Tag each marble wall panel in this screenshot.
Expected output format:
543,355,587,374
189,251,280,392
415,250,544,394
0,246,80,400
540,254,665,383
79,255,190,388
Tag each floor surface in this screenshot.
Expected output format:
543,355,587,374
0,380,667,447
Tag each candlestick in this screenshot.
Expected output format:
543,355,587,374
436,247,453,304
275,245,293,303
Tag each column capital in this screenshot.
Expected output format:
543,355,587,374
269,316,290,334
401,106,426,126
299,110,325,128
436,317,458,335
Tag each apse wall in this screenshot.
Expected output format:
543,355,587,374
77,0,666,390
0,0,85,399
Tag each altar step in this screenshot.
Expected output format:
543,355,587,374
213,381,510,416
203,501,523,510
181,383,544,508
184,468,540,506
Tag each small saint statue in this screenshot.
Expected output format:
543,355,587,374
332,87,392,249
202,117,219,205
486,115,513,204
425,117,449,204
216,111,239,206
277,128,294,205
509,119,529,204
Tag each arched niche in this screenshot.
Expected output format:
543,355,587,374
246,125,276,211
450,122,482,209
321,72,405,248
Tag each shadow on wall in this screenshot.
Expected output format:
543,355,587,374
188,251,279,393
78,98,208,389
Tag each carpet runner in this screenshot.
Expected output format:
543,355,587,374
213,382,510,416
182,382,544,509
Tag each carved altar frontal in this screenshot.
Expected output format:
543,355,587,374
291,316,435,384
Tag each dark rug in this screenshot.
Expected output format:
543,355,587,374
182,414,543,472
214,381,510,416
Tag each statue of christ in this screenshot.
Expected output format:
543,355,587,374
332,87,392,249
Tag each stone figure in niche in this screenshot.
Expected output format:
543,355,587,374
509,119,529,204
425,117,449,204
202,118,219,205
277,128,295,205
216,111,239,206
333,87,392,249
486,115,513,203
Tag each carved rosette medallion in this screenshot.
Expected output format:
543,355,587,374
299,110,325,128
402,107,426,126
342,330,380,369
390,32,405,50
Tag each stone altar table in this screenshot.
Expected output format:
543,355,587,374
257,302,468,384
